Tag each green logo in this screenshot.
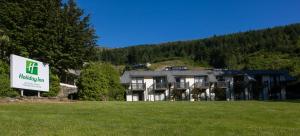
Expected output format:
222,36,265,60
26,60,38,75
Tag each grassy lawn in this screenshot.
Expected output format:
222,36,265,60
0,101,299,136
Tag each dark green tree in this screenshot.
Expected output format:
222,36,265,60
0,0,97,75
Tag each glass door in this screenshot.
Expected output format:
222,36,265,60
175,77,185,88
154,77,167,89
131,77,144,90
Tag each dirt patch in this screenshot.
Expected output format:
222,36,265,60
0,96,77,104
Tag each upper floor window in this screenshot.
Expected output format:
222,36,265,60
154,77,167,84
195,76,207,83
175,77,185,83
216,76,225,81
131,77,143,84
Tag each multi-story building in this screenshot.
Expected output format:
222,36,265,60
120,69,294,101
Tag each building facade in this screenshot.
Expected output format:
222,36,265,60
120,69,294,101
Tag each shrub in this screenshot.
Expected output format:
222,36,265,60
191,88,206,101
42,73,60,97
77,63,109,101
77,62,125,101
0,61,18,97
103,64,125,101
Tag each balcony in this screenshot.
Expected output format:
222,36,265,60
216,81,229,88
234,81,247,88
153,82,168,90
194,82,210,89
130,83,146,91
173,82,189,89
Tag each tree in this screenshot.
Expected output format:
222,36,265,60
0,29,10,61
55,0,97,74
0,0,97,75
97,23,300,80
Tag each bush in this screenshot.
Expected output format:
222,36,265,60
42,73,60,97
191,88,206,101
0,61,18,97
77,62,125,101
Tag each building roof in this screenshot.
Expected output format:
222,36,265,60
120,69,295,84
220,70,296,82
121,70,218,84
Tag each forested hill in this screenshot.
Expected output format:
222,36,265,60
98,23,300,78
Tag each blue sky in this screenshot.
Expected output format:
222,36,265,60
76,0,300,48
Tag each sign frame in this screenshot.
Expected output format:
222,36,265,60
10,54,50,92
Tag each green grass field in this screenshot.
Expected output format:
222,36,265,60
0,101,299,136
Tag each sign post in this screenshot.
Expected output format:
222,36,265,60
10,54,49,96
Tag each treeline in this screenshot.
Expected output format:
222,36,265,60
99,24,300,78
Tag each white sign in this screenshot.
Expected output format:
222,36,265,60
10,54,49,92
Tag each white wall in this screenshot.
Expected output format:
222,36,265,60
144,77,153,101
126,76,170,101
126,77,153,101
186,76,194,101
126,94,132,101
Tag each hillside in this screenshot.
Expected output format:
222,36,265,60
148,58,207,71
98,23,300,78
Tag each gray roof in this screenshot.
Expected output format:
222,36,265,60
120,70,217,84
66,69,81,76
120,69,295,84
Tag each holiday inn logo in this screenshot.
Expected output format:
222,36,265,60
26,60,38,75
19,60,44,83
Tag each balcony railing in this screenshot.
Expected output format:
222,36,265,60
153,82,168,90
130,83,146,90
173,82,189,89
216,81,229,88
234,81,247,88
194,82,210,89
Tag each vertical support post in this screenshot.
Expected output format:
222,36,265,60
230,80,235,101
226,88,230,101
154,91,156,101
168,84,171,101
37,91,40,98
20,89,24,97
131,83,133,102
244,88,248,100
165,91,166,101
281,86,286,100
209,83,212,101
188,89,190,101
131,91,133,102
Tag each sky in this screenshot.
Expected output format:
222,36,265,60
76,0,300,48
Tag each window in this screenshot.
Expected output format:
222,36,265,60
175,77,185,88
155,77,166,84
216,76,225,81
131,77,144,90
195,76,206,83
